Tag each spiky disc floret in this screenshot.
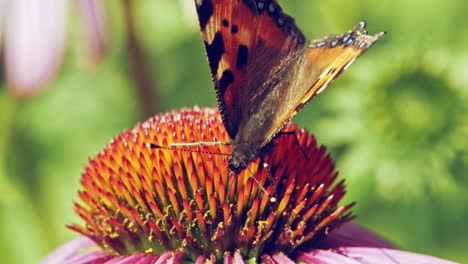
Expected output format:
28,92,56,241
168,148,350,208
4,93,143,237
68,107,353,262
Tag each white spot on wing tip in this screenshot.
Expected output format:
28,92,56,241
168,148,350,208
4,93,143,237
359,21,366,29
343,58,357,71
316,85,328,95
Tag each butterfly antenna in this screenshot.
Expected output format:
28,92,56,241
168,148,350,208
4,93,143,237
170,141,231,147
241,160,277,203
148,143,230,157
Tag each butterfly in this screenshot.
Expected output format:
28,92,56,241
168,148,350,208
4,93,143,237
194,0,384,174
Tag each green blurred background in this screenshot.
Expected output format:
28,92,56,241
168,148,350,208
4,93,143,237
0,0,467,263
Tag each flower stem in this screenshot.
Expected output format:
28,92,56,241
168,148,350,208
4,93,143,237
0,91,20,203
122,0,159,118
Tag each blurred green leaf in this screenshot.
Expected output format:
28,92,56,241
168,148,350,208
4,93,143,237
0,0,466,263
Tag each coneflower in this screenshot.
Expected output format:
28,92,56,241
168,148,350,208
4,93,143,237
41,107,457,263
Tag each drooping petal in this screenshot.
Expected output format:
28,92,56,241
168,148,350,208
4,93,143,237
232,251,245,264
4,0,68,97
102,253,160,264
262,252,308,264
154,251,184,264
298,250,362,264
0,0,6,44
76,0,108,64
65,252,114,264
40,237,188,264
318,223,396,249
297,247,459,264
39,236,112,264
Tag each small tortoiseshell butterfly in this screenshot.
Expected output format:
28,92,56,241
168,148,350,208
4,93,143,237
194,0,384,174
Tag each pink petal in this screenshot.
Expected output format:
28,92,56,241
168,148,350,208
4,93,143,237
232,251,245,264
41,237,189,264
334,247,458,264
155,251,184,264
0,0,6,44
104,253,160,264
297,247,459,264
39,236,111,264
298,250,361,264
261,252,295,264
66,252,114,264
76,0,108,64
319,223,396,249
195,255,208,264
4,0,68,97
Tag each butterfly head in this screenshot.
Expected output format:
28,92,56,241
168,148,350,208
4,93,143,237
228,141,260,175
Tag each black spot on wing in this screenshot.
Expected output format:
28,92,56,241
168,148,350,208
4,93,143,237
218,70,234,95
236,45,249,69
204,32,224,76
195,0,214,30
231,24,239,34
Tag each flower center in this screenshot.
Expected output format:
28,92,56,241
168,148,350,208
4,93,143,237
68,107,353,262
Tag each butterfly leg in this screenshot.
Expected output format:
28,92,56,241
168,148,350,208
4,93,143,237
276,131,310,160
259,158,278,203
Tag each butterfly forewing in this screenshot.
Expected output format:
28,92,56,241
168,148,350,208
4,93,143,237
195,0,256,138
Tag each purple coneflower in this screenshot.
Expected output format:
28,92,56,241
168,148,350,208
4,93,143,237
1,0,107,97
41,107,457,263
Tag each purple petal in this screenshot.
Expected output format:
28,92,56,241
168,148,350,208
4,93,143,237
41,237,188,264
0,0,6,44
319,223,396,249
298,250,361,264
4,0,68,97
66,252,114,264
104,253,160,264
155,251,184,264
222,253,232,264
40,236,112,264
298,247,459,264
195,255,208,264
76,0,108,64
232,251,245,264
262,252,295,264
